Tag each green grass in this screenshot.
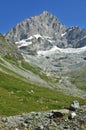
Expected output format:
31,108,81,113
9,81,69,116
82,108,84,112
1,57,60,84
0,34,6,43
21,61,59,83
0,55,86,116
0,61,28,82
21,61,41,74
3,55,19,67
0,71,86,116
69,67,86,91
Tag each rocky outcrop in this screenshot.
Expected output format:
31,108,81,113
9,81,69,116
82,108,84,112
0,102,86,130
63,27,86,48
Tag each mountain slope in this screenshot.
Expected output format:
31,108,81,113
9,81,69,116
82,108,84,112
1,39,86,116
0,34,22,60
0,48,86,116
1,16,86,116
0,53,86,116
4,11,86,96
1,69,86,116
0,34,86,95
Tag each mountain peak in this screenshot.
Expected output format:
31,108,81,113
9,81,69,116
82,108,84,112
41,11,53,16
40,11,57,20
5,11,66,42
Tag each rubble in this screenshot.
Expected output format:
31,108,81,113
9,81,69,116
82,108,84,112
0,102,86,130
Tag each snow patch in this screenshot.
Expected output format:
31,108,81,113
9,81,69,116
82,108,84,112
27,36,33,40
18,42,32,48
15,40,26,44
43,36,52,39
61,32,67,37
15,39,32,48
79,36,86,41
34,34,42,39
37,46,60,56
37,46,86,56
48,39,54,43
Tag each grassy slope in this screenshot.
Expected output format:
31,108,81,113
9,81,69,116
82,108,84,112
0,56,86,116
0,70,86,116
68,67,86,91
21,61,60,85
2,57,54,83
0,35,86,116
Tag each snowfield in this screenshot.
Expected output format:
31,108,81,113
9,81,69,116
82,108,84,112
37,46,86,56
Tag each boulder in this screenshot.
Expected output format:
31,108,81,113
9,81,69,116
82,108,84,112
70,100,80,111
52,110,64,118
68,112,76,120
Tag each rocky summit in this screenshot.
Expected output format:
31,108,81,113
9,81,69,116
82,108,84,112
5,11,66,43
5,11,86,48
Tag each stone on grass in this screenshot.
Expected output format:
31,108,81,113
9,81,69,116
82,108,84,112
70,100,80,111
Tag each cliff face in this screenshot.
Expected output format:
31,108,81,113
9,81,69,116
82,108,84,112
5,11,66,43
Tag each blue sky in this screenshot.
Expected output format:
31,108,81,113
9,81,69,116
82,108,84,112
0,0,86,33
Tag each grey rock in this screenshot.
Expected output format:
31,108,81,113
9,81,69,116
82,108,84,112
1,117,8,123
5,11,66,43
65,27,86,48
70,101,80,111
0,105,86,130
68,112,76,120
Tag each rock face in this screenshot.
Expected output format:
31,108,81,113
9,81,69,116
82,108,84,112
5,11,66,43
63,27,86,48
5,11,86,48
